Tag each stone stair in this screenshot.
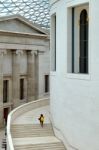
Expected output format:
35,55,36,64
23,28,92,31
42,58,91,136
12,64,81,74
14,142,66,150
11,105,66,150
11,124,54,138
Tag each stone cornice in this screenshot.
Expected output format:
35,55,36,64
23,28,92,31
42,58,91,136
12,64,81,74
0,30,49,40
0,43,48,52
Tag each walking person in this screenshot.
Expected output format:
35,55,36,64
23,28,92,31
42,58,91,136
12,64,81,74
38,114,44,127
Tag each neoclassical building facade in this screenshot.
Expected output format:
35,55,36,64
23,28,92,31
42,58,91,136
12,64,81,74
50,0,99,150
0,15,50,127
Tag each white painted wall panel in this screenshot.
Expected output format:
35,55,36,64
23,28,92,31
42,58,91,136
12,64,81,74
50,0,99,150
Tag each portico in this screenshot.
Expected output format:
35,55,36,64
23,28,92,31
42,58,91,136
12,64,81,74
0,15,50,127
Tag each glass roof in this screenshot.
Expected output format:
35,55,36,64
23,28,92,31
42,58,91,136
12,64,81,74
0,0,50,28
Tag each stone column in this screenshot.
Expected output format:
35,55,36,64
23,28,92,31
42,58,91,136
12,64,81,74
27,50,39,101
35,51,39,99
12,50,23,108
0,50,7,127
9,79,12,104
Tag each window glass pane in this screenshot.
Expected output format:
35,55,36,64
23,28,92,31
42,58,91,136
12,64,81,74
79,9,88,73
45,75,49,93
20,79,24,100
3,80,8,103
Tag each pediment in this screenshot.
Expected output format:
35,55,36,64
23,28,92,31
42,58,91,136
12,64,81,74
0,15,48,35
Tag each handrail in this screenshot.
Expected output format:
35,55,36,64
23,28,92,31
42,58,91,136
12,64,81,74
7,97,49,150
7,110,14,150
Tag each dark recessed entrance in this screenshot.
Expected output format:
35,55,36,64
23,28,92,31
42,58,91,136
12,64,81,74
3,108,9,125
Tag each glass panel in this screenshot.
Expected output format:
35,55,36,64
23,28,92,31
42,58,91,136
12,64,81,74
0,0,50,28
79,9,88,73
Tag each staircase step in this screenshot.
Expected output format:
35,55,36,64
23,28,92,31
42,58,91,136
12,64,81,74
10,105,66,150
11,124,53,129
14,142,66,150
11,124,54,138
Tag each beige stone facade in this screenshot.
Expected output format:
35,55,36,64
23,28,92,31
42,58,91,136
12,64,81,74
0,15,50,128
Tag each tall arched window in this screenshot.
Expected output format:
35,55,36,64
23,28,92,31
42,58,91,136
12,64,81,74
79,9,88,73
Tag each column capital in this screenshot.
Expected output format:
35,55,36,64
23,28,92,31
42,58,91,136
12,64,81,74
16,49,24,55
27,50,38,56
31,50,38,55
0,49,7,56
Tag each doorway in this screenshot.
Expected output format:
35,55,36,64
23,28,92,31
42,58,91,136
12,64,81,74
3,108,9,125
3,80,9,103
45,75,49,93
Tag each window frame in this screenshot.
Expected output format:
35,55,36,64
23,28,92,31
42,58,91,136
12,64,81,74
51,13,57,72
67,3,90,79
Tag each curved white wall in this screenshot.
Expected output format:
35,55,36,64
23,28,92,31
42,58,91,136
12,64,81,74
50,0,99,150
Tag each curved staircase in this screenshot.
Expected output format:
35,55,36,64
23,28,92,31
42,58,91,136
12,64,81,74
11,124,54,138
7,99,66,150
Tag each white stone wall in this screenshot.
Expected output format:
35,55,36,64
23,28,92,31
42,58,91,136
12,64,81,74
2,48,50,104
3,50,27,75
20,51,27,74
50,0,99,150
3,50,12,75
38,49,50,98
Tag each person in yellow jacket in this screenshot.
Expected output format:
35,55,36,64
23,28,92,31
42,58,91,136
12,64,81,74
38,114,44,127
